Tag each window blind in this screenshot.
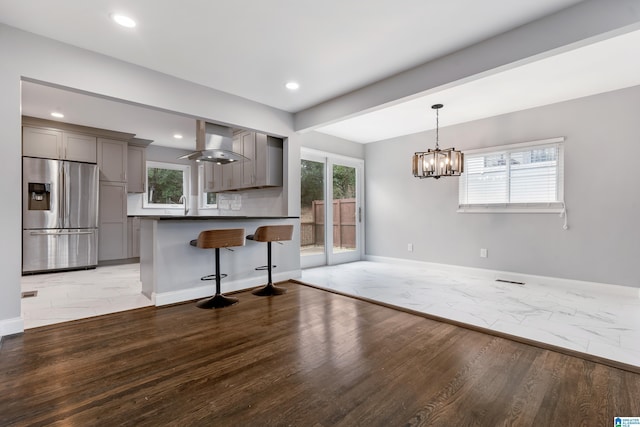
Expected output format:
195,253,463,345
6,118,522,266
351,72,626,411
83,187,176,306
458,138,564,211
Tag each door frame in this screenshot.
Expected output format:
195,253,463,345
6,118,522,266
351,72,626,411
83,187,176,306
300,148,364,268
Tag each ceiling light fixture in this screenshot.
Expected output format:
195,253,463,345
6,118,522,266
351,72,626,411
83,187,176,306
50,112,64,118
173,134,183,139
110,13,136,28
285,81,300,91
412,104,464,179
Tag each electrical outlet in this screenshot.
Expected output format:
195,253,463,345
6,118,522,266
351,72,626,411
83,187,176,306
480,248,488,258
407,243,413,252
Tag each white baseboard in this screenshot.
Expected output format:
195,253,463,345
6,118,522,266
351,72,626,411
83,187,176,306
0,317,24,338
153,269,302,306
365,255,640,299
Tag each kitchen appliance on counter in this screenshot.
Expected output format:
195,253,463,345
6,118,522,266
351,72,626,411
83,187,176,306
22,157,99,274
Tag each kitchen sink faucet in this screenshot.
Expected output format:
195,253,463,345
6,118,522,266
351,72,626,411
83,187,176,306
178,194,189,216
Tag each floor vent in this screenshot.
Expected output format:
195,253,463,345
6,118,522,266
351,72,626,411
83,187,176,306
495,279,525,286
21,290,38,298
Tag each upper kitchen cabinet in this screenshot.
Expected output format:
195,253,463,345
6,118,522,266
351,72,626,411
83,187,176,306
253,133,283,187
204,131,282,192
97,138,128,183
23,126,97,163
127,139,150,193
227,131,252,190
239,131,256,188
203,160,224,193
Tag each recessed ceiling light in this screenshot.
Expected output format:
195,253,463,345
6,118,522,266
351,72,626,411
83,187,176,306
110,13,136,28
285,81,300,91
50,112,64,118
173,134,183,139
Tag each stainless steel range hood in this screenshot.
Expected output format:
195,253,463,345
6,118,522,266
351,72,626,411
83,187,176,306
179,120,246,164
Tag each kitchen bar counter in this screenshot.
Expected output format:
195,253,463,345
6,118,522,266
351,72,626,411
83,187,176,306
130,215,298,220
139,216,301,306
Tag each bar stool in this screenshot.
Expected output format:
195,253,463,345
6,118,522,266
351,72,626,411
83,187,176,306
189,228,245,309
247,224,294,296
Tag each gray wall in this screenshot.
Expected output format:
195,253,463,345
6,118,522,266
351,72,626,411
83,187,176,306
365,85,640,288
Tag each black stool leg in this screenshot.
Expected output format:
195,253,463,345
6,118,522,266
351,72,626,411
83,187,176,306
197,248,239,308
252,241,287,296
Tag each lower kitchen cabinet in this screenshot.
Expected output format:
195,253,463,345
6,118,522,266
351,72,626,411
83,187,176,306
99,181,127,261
127,217,141,258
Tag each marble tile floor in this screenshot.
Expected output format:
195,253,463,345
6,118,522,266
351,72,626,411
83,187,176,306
301,260,640,369
21,263,152,329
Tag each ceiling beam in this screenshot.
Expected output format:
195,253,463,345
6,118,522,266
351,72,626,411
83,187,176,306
294,0,640,132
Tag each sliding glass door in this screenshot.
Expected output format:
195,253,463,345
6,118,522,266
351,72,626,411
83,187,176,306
300,155,326,267
300,149,363,268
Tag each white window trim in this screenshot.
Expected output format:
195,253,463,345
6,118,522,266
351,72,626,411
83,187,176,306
198,164,217,209
458,137,565,214
143,161,191,209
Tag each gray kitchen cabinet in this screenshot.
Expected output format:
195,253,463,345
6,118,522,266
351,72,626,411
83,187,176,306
127,145,146,193
98,181,127,261
23,126,97,163
203,161,224,193
223,133,244,190
201,131,283,192
63,132,98,163
97,138,129,261
240,131,256,188
237,131,282,188
127,216,141,258
254,133,283,187
97,138,128,183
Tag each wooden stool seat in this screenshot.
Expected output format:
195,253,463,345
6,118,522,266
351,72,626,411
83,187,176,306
247,225,293,296
191,228,245,309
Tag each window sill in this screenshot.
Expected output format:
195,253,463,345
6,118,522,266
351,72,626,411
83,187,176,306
457,206,563,214
142,204,183,209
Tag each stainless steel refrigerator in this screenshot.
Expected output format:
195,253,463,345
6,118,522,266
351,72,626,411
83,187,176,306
22,157,99,274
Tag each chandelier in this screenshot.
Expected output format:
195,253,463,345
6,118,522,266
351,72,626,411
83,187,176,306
412,104,464,179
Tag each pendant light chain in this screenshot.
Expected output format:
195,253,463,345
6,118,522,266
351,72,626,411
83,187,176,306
435,107,439,151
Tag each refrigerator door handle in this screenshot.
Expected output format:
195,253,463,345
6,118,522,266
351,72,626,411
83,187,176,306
29,230,95,236
58,162,63,229
61,164,66,229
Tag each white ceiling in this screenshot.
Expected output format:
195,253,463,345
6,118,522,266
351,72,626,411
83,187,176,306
4,0,638,148
20,82,199,150
316,28,640,143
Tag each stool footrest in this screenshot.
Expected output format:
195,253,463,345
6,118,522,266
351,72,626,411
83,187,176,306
201,273,228,281
255,265,276,271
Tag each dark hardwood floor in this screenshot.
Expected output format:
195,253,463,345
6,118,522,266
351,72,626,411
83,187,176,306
1,282,638,426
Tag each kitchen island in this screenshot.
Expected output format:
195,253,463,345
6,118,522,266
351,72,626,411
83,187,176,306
138,216,300,306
